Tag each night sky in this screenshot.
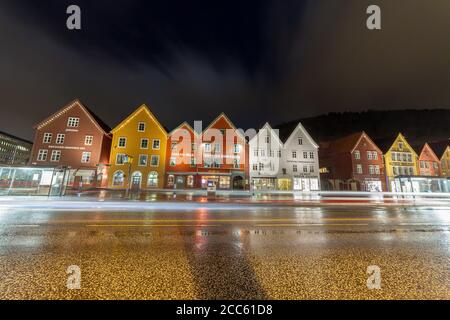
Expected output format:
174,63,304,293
1,0,450,140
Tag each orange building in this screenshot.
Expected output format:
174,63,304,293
417,143,441,176
165,114,248,190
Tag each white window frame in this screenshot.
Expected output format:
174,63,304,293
152,139,161,150
43,133,52,144
118,137,127,148
81,152,91,164
140,138,149,150
355,151,361,160
85,135,94,146
150,155,160,167
56,134,65,145
357,164,363,174
138,122,146,132
37,149,48,161
138,154,148,167
50,150,61,162
116,153,126,165
67,117,80,128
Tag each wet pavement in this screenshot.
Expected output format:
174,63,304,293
0,202,449,300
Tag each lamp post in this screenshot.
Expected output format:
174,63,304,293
124,154,134,197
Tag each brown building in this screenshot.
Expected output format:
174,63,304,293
0,131,33,166
30,99,111,188
320,132,386,192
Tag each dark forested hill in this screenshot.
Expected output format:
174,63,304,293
276,109,450,145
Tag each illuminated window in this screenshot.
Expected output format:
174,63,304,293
116,153,126,165
355,151,361,160
113,171,124,186
81,152,91,163
150,155,160,167
357,164,363,174
152,139,160,150
147,172,158,188
139,155,148,166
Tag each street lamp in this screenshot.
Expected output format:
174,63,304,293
124,154,134,196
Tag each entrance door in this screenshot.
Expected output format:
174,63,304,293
176,176,185,189
232,176,244,190
131,172,142,190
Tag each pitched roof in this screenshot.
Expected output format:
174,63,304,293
34,99,111,135
320,132,363,155
111,104,167,136
428,139,450,158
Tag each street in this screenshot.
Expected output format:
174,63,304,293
0,199,449,300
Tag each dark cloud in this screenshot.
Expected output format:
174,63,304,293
0,0,449,140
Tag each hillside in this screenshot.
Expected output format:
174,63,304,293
276,109,450,145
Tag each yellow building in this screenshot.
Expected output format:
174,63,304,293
375,133,419,191
429,139,450,177
108,104,167,190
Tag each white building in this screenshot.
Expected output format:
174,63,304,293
249,122,320,191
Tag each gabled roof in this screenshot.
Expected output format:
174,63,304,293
34,99,111,135
284,122,319,148
418,143,440,162
249,122,284,146
203,112,245,140
428,139,450,158
169,121,200,138
373,133,417,155
111,104,167,136
320,132,363,155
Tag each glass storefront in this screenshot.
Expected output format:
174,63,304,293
293,178,320,191
277,179,292,191
252,178,276,190
201,176,231,189
392,176,449,193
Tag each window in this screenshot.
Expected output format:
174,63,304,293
204,158,212,168
393,166,399,175
369,165,375,174
67,117,80,127
141,139,149,149
167,175,175,187
409,167,414,175
293,165,298,172
298,138,303,145
187,175,194,187
253,164,258,171
292,151,297,159
152,139,160,150
253,149,259,157
282,168,287,175
310,165,315,173
234,144,241,153
138,122,146,132
214,143,221,153
265,136,270,144
259,163,264,171
118,137,127,148
278,150,282,158
269,150,274,157
213,158,221,168
420,161,425,169
433,162,438,170
303,152,308,159
303,166,308,173
56,134,65,145
51,150,61,162
355,151,361,160
375,165,380,174
357,164,363,174
407,154,412,163
367,151,373,160
113,171,124,186
398,142,404,150
43,133,52,144
116,154,126,165
373,152,378,160
170,157,177,166
37,150,48,161
260,149,266,157
85,135,93,146
204,143,211,153
392,153,397,161
310,152,315,159
81,152,91,163
139,155,148,166
147,172,158,188
190,157,197,167
234,159,240,169
150,155,160,167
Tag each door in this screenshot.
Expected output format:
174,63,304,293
131,172,142,190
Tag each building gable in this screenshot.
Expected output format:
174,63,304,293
387,133,418,157
352,132,383,155
284,122,318,149
34,99,110,135
111,104,167,137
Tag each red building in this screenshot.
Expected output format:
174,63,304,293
320,132,386,192
29,99,111,188
165,114,248,190
416,143,441,176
